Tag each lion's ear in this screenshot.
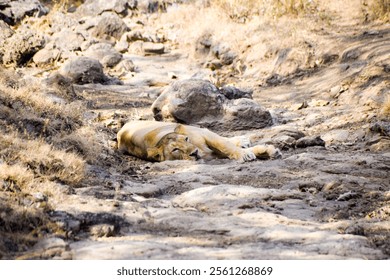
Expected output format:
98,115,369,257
147,147,163,162
174,124,186,134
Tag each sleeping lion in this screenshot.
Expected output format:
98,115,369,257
117,121,281,162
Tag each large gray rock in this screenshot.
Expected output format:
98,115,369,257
152,79,223,123
151,79,273,131
1,28,45,66
59,56,109,85
221,98,273,131
0,0,48,25
91,12,129,41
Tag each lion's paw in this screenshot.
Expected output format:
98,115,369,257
238,150,257,162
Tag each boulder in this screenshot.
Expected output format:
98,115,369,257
0,0,48,25
32,46,61,66
0,20,13,40
114,59,136,73
370,122,390,137
152,79,224,123
76,0,137,17
84,43,123,67
91,12,129,41
1,28,45,66
0,21,14,62
151,79,273,131
221,98,273,131
59,56,109,85
52,29,86,52
212,43,236,65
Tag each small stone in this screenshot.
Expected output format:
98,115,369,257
143,42,165,55
291,101,308,110
33,48,60,66
330,85,342,95
296,136,325,148
33,192,47,202
168,72,177,79
309,99,330,107
115,40,129,53
102,54,122,68
205,60,223,70
90,224,115,237
67,220,81,233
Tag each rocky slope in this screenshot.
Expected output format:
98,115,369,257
0,0,389,259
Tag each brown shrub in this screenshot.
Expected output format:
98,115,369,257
0,133,85,186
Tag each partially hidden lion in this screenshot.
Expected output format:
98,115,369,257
117,121,281,162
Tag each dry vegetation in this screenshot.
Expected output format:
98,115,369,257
211,0,389,21
382,95,390,119
365,0,390,21
0,66,89,258
212,0,320,20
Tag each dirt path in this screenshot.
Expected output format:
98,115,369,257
26,22,387,260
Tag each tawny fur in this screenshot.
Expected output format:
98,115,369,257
117,121,281,162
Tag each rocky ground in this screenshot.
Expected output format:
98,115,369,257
0,0,389,259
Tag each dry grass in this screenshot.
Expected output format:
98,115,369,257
158,1,329,87
381,96,390,119
0,65,88,258
0,163,35,191
367,0,390,21
0,161,61,259
211,0,319,20
41,0,85,11
53,127,103,164
0,133,85,185
0,70,82,121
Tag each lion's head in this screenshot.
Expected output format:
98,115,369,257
146,133,199,161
